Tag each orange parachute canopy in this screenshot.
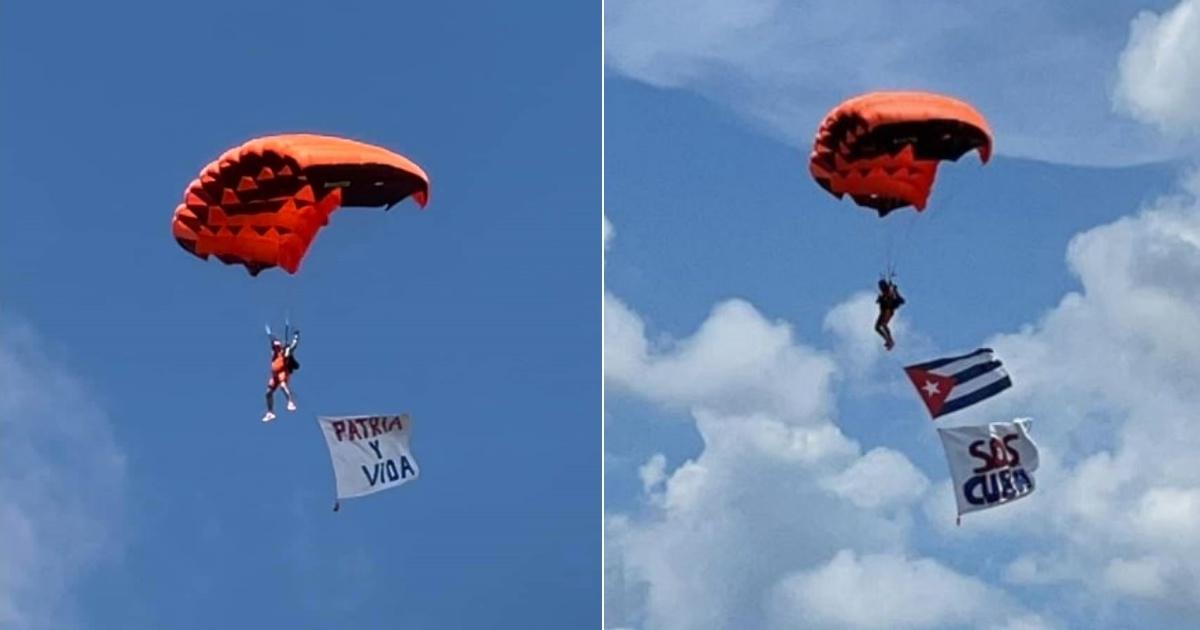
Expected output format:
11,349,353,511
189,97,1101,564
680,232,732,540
809,91,991,217
172,134,430,275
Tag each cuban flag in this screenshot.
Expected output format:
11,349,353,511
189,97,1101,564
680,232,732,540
904,348,1012,419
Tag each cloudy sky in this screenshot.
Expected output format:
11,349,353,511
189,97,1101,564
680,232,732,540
606,1,1200,628
0,1,598,628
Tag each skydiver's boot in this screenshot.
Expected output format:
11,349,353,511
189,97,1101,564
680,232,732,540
262,411,277,423
287,400,297,412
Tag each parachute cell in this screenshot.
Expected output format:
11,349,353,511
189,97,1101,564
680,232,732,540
172,134,430,275
809,91,991,216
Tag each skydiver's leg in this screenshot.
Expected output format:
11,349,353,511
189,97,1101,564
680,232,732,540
880,310,896,350
874,313,889,342
281,381,297,412
875,310,895,350
263,378,278,422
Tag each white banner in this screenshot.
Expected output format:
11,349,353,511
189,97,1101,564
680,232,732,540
319,414,420,500
937,418,1039,518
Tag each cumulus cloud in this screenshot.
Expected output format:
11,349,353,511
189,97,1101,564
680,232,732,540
820,290,931,381
1103,556,1170,599
605,287,1023,628
638,453,668,496
607,0,1198,165
941,174,1200,612
606,293,838,424
0,319,126,630
821,447,929,511
768,550,1047,630
954,173,1200,611
606,169,1200,626
1004,553,1076,587
895,173,1200,619
604,214,615,252
1114,0,1200,134
821,291,887,376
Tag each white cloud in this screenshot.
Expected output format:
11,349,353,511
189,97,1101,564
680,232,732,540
607,0,1198,165
638,453,668,496
935,172,1200,615
1005,553,1075,586
821,447,929,511
992,616,1059,630
604,214,615,253
1103,556,1170,599
607,412,918,629
768,550,1042,630
606,170,1200,626
821,291,887,376
820,290,930,381
0,319,126,630
606,294,837,425
1114,0,1200,134
605,288,1018,629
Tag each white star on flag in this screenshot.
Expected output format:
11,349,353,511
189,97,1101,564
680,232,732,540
922,381,941,397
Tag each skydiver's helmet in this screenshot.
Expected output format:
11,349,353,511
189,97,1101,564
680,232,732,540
272,339,283,351
878,279,889,293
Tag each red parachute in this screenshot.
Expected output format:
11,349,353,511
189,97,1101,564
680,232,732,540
809,91,991,217
172,134,430,275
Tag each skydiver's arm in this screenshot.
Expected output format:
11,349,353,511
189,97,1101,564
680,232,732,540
286,332,300,353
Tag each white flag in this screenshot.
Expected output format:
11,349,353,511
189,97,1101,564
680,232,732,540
937,418,1039,519
319,414,420,500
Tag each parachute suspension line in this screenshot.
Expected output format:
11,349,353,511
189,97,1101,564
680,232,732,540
879,211,915,281
877,215,894,281
281,272,304,336
894,210,920,274
909,185,960,265
890,184,959,280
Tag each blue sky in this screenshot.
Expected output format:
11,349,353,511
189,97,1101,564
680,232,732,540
1,1,598,628
606,1,1200,629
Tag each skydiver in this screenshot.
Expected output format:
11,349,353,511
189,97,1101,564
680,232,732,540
874,277,905,351
263,329,301,423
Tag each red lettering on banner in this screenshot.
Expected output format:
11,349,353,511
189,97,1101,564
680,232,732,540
329,415,409,441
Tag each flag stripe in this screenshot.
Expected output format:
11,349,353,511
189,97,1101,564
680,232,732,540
938,375,1013,416
931,352,996,378
946,366,1010,401
949,360,1003,385
905,348,1013,420
907,347,991,372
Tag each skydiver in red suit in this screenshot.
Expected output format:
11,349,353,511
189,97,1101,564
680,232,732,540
263,329,300,423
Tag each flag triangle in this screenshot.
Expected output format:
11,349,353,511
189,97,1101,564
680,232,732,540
904,367,956,418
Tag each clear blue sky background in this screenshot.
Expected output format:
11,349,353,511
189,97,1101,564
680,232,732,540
1,1,598,628
604,76,1187,628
